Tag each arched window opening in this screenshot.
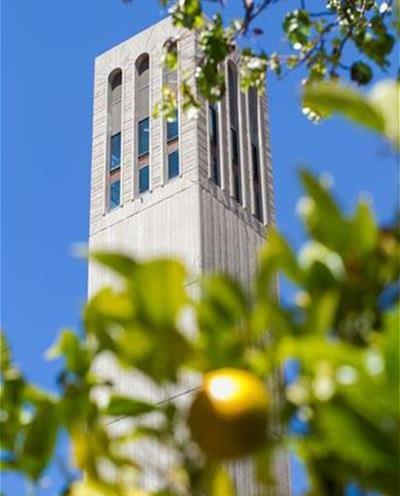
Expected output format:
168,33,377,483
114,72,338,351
135,54,150,194
228,61,241,204
248,87,263,222
209,102,220,186
107,69,122,210
163,41,180,180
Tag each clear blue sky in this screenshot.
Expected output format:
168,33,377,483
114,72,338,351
1,0,397,494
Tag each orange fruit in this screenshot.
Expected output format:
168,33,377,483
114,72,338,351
188,368,269,459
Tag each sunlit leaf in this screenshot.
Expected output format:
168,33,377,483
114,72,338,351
303,82,385,132
130,259,187,328
69,479,148,496
46,329,90,375
91,252,137,278
369,79,400,148
350,201,378,255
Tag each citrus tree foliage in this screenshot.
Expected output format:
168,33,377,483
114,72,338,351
303,77,399,146
1,165,399,494
149,0,397,118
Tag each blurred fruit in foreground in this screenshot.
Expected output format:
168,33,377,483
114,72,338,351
188,368,269,459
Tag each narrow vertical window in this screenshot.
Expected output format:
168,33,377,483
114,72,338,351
138,117,150,156
248,86,263,222
135,54,150,194
110,132,121,170
139,166,149,194
168,149,180,179
107,69,122,210
163,41,180,180
228,62,241,204
109,179,121,210
209,103,220,186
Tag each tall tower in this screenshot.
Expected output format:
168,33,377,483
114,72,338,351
88,16,290,495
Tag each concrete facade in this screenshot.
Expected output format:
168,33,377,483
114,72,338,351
88,16,290,495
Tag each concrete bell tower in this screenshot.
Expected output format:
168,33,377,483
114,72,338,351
88,16,290,495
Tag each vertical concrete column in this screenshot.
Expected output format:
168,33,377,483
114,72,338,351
90,64,108,222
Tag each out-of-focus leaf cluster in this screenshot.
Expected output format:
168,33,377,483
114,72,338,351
152,0,397,121
303,78,399,148
1,165,398,494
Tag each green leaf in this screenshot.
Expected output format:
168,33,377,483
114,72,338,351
299,170,348,252
194,275,249,368
383,305,400,387
91,252,137,278
303,82,385,133
198,275,248,329
350,201,377,255
304,290,339,335
283,9,311,48
83,288,135,346
369,79,400,149
170,0,203,30
46,329,90,375
211,465,236,496
350,61,373,85
0,332,11,373
317,402,397,473
130,259,187,328
258,227,301,290
104,395,155,417
20,401,59,480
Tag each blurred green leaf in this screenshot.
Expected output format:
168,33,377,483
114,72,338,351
198,275,248,330
104,396,155,417
258,227,301,291
130,259,187,329
383,305,400,387
350,61,373,85
91,252,137,278
350,201,378,256
316,402,398,488
303,82,385,133
299,170,348,252
20,400,58,480
84,288,135,337
211,465,236,496
303,80,399,149
0,332,11,373
195,275,249,368
46,329,90,375
369,79,400,149
304,290,339,335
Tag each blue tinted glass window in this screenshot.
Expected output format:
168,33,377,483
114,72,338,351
110,133,121,170
209,105,218,145
138,118,150,156
109,180,120,210
139,166,150,194
167,111,179,142
168,150,180,179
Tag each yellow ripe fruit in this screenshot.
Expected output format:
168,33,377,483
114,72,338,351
188,368,269,460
